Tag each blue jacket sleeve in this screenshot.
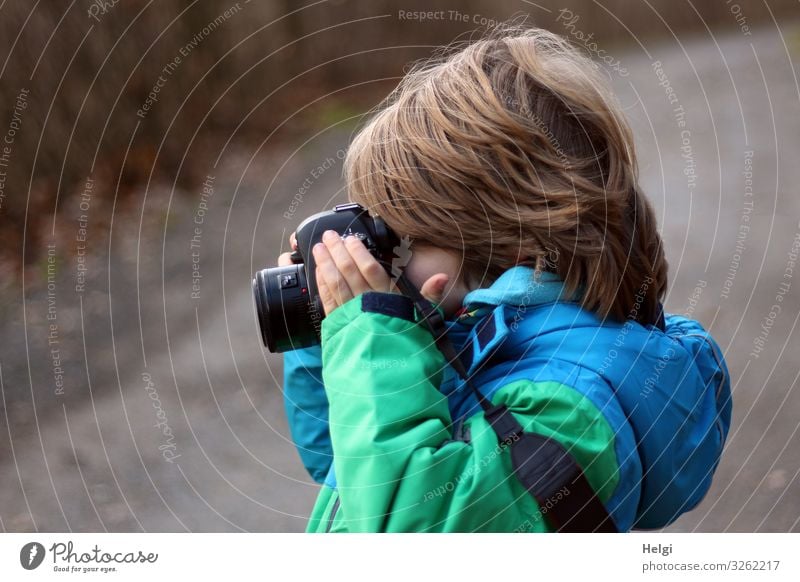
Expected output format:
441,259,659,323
282,345,333,483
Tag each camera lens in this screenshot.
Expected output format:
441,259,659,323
252,264,321,353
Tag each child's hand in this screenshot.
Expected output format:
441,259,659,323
312,229,448,316
277,231,298,267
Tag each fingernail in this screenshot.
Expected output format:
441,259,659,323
313,242,324,254
323,230,337,242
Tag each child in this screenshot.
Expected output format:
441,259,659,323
279,24,731,532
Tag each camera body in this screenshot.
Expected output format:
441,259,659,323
252,203,400,353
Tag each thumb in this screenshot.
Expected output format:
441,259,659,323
420,273,449,305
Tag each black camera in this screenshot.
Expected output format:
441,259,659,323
252,203,400,353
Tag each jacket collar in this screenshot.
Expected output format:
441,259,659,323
461,266,580,311
445,266,584,376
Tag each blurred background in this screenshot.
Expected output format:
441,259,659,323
0,0,799,532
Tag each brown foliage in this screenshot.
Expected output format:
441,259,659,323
0,0,794,271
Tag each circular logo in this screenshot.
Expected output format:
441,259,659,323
20,542,45,570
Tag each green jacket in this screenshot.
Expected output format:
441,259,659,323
304,290,621,533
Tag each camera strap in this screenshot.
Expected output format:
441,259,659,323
394,274,618,533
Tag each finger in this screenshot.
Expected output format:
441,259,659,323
315,265,338,316
278,252,294,267
343,234,392,292
313,241,354,308
322,230,372,295
420,273,449,305
289,231,297,251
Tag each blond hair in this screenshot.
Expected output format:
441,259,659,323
345,24,667,325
